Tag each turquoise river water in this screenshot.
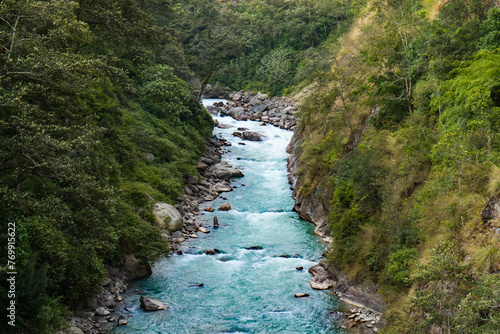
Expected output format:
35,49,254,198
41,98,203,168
113,99,344,334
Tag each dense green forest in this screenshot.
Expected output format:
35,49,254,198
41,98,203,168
0,0,214,332
1,0,500,333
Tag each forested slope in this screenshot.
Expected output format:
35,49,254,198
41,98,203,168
294,0,500,332
0,1,213,332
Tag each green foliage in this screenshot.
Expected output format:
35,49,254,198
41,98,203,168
0,0,212,331
257,47,297,95
173,0,352,95
384,247,418,288
408,241,471,332
369,73,412,129
480,7,500,51
139,65,193,120
298,0,499,331
456,273,500,333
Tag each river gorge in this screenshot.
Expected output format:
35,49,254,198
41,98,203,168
112,99,345,333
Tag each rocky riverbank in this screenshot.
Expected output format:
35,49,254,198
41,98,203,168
65,92,382,333
205,91,299,130
63,135,244,334
285,106,386,333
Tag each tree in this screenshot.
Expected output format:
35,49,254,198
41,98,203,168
175,0,243,98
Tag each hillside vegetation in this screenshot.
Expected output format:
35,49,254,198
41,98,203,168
296,0,500,332
0,1,212,332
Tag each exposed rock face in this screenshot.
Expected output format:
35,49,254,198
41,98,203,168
287,131,330,237
140,296,168,311
207,161,244,180
310,274,335,290
123,254,152,280
308,264,335,290
152,202,183,231
482,196,500,220
308,264,328,276
327,264,384,313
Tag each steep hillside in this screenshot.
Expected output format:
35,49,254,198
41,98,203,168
290,0,500,332
0,1,213,332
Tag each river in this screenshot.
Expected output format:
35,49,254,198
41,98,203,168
113,99,344,334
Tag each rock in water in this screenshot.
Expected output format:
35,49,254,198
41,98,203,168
310,275,335,290
118,315,127,326
198,227,210,233
242,131,267,141
205,250,217,255
207,162,244,180
214,181,233,192
296,266,304,271
213,216,219,228
152,202,183,231
204,207,214,212
294,293,310,298
140,296,168,311
219,202,232,211
217,123,233,129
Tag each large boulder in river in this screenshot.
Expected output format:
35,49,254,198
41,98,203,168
227,107,246,120
251,103,268,114
242,131,267,141
152,202,183,231
219,202,232,211
140,296,168,311
207,162,244,180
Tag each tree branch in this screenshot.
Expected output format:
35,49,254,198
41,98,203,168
3,13,20,75
0,16,13,29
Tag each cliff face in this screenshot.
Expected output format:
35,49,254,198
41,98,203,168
287,130,331,238
287,125,386,333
